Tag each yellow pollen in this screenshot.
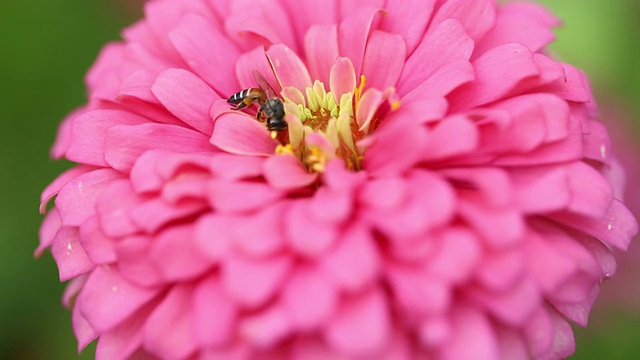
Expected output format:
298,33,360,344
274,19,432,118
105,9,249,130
305,146,327,173
275,143,294,155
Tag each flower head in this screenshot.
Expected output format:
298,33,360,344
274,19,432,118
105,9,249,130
39,0,637,359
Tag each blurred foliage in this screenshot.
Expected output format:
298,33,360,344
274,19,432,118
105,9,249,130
0,0,637,359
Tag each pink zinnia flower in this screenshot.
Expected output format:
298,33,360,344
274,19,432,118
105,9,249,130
38,0,637,359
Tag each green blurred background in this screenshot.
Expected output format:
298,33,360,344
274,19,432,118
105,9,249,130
0,1,637,359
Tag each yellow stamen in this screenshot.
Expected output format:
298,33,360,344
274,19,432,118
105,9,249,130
275,143,294,155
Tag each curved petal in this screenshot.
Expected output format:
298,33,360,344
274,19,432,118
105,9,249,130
143,284,198,360
329,57,356,102
105,123,214,173
338,7,385,76
380,0,436,55
305,24,339,84
398,19,474,96
169,14,240,97
79,266,159,333
151,68,218,135
266,44,313,90
66,109,148,167
450,43,540,112
264,155,318,190
221,254,292,308
474,2,560,58
210,112,278,156
361,30,406,91
429,0,496,42
324,289,390,357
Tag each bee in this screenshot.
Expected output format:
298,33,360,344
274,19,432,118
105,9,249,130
227,70,287,132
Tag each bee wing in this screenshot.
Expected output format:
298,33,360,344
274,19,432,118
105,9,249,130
252,69,279,99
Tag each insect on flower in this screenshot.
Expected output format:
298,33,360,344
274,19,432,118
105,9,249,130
227,70,287,132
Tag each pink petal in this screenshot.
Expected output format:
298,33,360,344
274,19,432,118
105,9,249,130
324,289,390,356
511,167,570,213
85,42,125,101
553,286,599,327
550,199,637,251
130,197,207,234
222,254,292,308
442,167,513,208
450,43,540,112
55,168,122,226
363,119,427,176
458,198,525,249
440,305,500,360
565,162,613,218
338,0,384,18
51,107,84,159
207,180,283,213
423,115,479,161
150,225,212,282
36,207,61,257
266,44,313,90
194,214,233,262
430,0,496,41
545,309,576,359
387,267,451,315
224,0,297,52
469,278,541,326
169,14,240,96
239,304,292,348
582,120,612,164
285,200,339,257
105,123,214,173
542,64,592,103
211,112,278,156
151,68,218,135
338,7,384,76
402,59,475,102
476,249,526,292
264,155,317,190
369,171,455,239
66,109,148,167
283,0,338,32
95,180,141,238
355,88,385,133
309,186,354,224
474,2,559,57
493,115,583,166
209,153,266,180
51,226,93,281
234,46,281,91
523,307,554,358
78,217,118,265
79,266,159,333
193,276,237,348
329,57,356,102
428,228,482,284
380,0,436,55
282,267,338,330
361,30,405,91
398,19,474,96
72,303,97,352
94,306,149,360
319,225,380,292
232,203,286,257
305,24,339,85
144,284,198,360
115,235,164,288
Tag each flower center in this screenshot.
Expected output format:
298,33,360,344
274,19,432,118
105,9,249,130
276,75,398,173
